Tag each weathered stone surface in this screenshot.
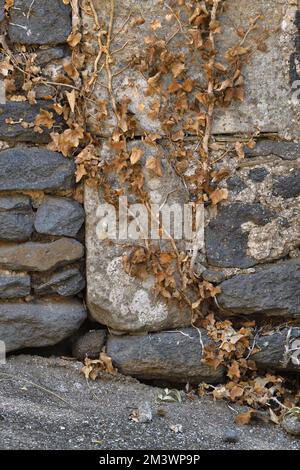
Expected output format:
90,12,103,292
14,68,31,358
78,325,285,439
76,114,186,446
34,197,85,237
244,141,300,161
217,259,300,317
85,140,194,332
72,330,107,361
33,84,56,100
0,272,30,299
8,0,72,45
273,171,300,198
0,101,64,143
249,167,269,183
107,328,226,384
0,298,86,352
33,268,85,296
214,156,300,266
85,1,299,139
226,177,246,194
252,327,300,371
0,196,33,241
206,203,275,268
282,413,300,437
0,239,84,272
34,47,69,65
0,148,75,191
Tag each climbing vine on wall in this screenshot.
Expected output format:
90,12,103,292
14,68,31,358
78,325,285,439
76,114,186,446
1,0,299,421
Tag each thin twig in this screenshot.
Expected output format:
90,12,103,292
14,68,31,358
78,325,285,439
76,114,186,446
0,372,70,406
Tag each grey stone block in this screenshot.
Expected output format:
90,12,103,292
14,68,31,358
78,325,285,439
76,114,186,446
0,148,75,191
34,268,85,297
8,0,72,45
0,101,64,143
217,259,300,317
0,239,84,272
0,196,33,241
34,197,85,237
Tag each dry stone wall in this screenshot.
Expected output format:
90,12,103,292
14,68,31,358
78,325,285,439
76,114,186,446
0,1,299,385
0,1,86,352
84,0,300,381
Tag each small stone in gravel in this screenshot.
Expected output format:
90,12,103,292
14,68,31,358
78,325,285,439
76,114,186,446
222,429,239,443
137,403,153,424
130,402,152,424
282,412,300,436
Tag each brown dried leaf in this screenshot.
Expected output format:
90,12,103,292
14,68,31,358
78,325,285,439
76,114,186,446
146,156,163,177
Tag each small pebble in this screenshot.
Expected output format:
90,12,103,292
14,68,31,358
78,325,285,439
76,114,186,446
223,429,239,443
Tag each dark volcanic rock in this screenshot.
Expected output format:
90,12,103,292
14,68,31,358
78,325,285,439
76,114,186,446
72,330,107,361
249,167,269,182
0,148,75,191
0,298,86,352
0,239,84,272
0,101,64,143
8,0,72,45
35,47,69,65
252,327,300,371
0,273,30,299
206,203,275,268
226,176,246,194
272,171,300,199
34,197,85,237
107,328,226,384
34,268,85,296
0,196,33,241
244,140,300,160
217,259,300,317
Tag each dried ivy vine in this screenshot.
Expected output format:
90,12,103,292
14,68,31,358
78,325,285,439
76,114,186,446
1,0,299,422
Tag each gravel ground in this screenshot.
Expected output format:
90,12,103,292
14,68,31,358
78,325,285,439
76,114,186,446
0,355,299,450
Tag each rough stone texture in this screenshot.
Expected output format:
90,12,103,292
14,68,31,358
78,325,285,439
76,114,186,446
206,203,275,268
34,197,85,237
249,167,269,183
85,1,300,140
207,151,300,267
252,327,300,372
0,298,86,352
72,329,107,361
244,141,300,161
0,239,84,272
85,140,195,333
107,328,226,384
0,148,75,191
273,171,300,198
0,272,30,299
8,0,72,45
217,259,300,318
0,101,64,143
34,47,69,66
33,268,85,297
0,196,33,242
282,413,300,437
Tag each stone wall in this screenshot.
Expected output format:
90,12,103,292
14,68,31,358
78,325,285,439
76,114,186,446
0,1,86,352
83,0,300,382
0,1,299,385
